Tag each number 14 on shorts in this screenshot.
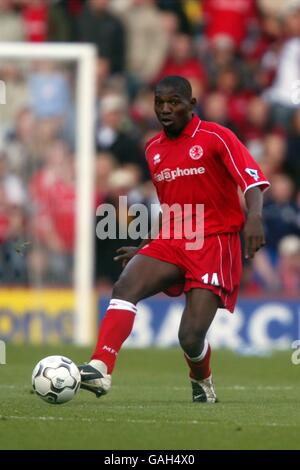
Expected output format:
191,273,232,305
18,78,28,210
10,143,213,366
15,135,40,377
201,273,220,286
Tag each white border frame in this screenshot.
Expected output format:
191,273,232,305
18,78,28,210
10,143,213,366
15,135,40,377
0,43,97,345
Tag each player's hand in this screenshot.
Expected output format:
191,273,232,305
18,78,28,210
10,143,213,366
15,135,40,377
243,213,266,259
113,246,138,268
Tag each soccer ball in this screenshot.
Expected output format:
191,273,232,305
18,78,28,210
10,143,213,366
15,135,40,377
32,355,81,404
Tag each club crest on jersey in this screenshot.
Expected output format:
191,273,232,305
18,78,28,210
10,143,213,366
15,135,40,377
245,168,259,181
153,154,161,164
189,145,203,160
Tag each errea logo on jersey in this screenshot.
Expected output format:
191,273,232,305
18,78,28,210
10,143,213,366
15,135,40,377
154,166,205,182
245,168,259,181
153,154,161,164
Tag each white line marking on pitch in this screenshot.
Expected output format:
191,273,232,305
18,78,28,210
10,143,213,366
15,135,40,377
0,415,93,422
0,385,295,391
113,385,295,391
0,415,298,428
0,385,18,389
223,385,294,391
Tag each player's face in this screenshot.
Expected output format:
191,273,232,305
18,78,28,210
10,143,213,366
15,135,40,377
154,87,195,136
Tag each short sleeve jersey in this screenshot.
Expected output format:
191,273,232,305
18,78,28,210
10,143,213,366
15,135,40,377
145,115,270,236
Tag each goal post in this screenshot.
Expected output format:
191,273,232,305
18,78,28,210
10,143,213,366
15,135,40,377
0,43,97,346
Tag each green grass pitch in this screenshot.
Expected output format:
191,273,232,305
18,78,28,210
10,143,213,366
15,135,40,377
0,345,299,450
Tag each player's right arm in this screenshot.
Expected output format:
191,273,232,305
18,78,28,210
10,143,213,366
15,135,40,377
114,133,163,267
114,212,162,267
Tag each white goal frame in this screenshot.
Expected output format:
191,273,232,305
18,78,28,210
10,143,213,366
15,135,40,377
0,43,97,345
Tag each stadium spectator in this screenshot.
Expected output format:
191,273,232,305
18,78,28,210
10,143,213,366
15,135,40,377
0,0,25,42
156,0,191,34
0,184,10,245
33,116,65,164
96,93,147,175
76,0,126,74
262,133,286,178
110,0,132,14
203,0,258,50
285,109,300,188
29,139,75,253
26,60,74,147
182,0,203,33
0,206,28,285
159,9,180,39
95,151,118,207
130,86,159,131
263,174,300,262
2,108,37,178
202,34,248,90
250,3,282,65
26,245,50,286
21,0,48,42
157,33,206,91
278,235,300,294
0,151,28,285
258,0,286,16
0,63,29,127
95,165,142,285
241,97,271,160
20,0,71,42
263,4,300,127
215,65,253,135
203,92,234,129
28,61,72,120
28,139,75,284
123,0,171,88
0,151,27,207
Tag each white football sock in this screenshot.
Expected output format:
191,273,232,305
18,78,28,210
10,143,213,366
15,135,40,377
186,338,209,362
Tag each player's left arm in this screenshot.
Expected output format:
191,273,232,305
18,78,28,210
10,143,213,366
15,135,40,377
214,125,270,259
244,187,265,259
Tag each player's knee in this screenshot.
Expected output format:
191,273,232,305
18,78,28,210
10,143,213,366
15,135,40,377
178,330,206,358
112,277,139,304
112,279,131,301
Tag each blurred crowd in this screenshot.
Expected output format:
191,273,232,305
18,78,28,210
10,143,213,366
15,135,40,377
0,0,300,295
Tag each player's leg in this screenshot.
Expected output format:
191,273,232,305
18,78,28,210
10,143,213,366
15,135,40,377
178,288,220,403
80,254,183,397
111,253,184,303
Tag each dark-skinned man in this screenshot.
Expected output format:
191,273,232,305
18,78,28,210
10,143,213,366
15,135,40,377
79,76,270,403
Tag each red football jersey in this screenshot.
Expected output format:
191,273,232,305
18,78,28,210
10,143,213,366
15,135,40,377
203,0,257,48
145,115,270,237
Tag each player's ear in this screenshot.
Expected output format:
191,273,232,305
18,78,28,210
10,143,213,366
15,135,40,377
190,97,197,108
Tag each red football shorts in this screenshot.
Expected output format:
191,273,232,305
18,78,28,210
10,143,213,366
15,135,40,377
137,233,242,313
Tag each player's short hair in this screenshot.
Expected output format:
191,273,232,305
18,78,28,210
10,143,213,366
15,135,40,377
155,76,192,100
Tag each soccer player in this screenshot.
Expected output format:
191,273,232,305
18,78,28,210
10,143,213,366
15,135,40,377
79,76,270,403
